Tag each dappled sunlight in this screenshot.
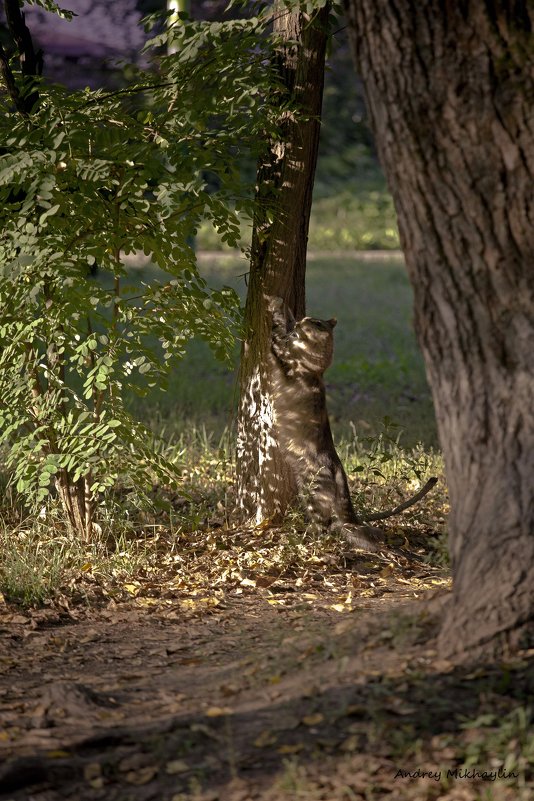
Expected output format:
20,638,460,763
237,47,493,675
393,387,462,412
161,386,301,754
1,565,530,800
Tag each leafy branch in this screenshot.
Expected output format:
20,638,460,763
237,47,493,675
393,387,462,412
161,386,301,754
0,4,280,538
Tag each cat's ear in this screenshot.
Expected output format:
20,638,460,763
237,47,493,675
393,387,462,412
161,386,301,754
328,318,337,328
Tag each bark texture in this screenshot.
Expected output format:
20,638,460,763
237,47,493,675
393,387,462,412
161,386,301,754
345,0,534,658
236,3,329,522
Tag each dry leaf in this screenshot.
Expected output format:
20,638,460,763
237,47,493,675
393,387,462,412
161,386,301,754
277,743,304,754
340,734,360,752
345,704,366,717
253,730,277,747
165,759,189,774
125,766,158,785
83,762,102,780
8,615,30,625
302,713,324,726
206,706,233,717
84,762,103,789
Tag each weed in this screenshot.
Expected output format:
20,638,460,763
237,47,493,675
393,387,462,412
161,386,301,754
459,706,534,781
0,420,447,607
0,517,67,606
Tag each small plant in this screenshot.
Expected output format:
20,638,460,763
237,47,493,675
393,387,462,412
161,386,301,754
459,706,534,782
339,418,441,522
0,518,68,605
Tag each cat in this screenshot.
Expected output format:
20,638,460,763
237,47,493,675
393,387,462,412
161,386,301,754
267,296,384,552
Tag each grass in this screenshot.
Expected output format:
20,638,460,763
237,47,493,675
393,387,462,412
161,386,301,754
0,424,447,607
127,253,436,449
8,246,530,800
307,183,400,251
197,174,400,254
0,251,442,605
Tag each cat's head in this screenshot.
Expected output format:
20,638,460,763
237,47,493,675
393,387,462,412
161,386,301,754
290,316,337,374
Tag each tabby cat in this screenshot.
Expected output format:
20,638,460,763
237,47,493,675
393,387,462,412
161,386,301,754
268,296,383,552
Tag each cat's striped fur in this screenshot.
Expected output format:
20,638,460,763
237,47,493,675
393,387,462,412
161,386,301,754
268,296,383,552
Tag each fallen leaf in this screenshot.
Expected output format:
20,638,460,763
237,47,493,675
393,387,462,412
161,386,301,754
254,730,277,747
84,763,102,780
340,734,360,752
165,759,189,775
125,766,158,785
135,597,160,606
345,704,367,717
84,762,103,789
277,743,304,754
302,713,324,726
8,615,30,625
206,706,233,717
219,683,239,697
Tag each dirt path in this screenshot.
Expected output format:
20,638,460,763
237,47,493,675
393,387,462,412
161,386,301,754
1,566,532,801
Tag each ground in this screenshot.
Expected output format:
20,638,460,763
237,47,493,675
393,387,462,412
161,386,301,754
1,535,532,801
1,255,532,798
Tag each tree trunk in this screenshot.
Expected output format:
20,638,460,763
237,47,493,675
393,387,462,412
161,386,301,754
236,2,329,523
345,0,534,659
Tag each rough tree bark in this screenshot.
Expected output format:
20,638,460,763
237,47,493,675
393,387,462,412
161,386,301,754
345,0,534,659
236,2,329,522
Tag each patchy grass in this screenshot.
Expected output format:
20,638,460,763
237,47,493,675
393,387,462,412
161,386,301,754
0,425,446,609
0,253,440,606
1,553,532,801
127,253,436,448
308,184,400,251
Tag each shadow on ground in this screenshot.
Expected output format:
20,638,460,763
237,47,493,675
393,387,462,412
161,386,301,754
1,587,532,801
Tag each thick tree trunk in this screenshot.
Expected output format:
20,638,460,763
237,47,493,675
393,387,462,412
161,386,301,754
236,3,329,522
345,0,534,659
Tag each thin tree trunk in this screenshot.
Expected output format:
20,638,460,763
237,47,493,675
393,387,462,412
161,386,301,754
236,2,329,522
345,0,534,659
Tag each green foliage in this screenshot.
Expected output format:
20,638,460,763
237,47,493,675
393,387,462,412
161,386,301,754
0,9,278,528
458,706,534,785
308,185,399,250
22,0,74,18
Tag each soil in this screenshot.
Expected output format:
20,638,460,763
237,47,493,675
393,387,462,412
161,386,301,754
0,551,532,801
